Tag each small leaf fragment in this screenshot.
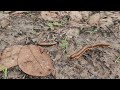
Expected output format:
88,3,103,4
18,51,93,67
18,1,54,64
0,45,23,70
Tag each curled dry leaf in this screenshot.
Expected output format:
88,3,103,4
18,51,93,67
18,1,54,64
88,13,100,26
0,45,54,76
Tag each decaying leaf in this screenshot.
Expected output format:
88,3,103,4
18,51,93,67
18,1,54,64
0,45,23,69
18,45,54,76
0,45,54,76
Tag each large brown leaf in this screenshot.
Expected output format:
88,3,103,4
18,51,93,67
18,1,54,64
18,45,54,76
0,45,54,76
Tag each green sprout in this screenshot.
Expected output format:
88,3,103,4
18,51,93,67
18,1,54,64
115,55,120,63
47,22,54,30
52,21,62,26
47,21,62,30
0,64,8,79
59,38,68,53
47,15,69,29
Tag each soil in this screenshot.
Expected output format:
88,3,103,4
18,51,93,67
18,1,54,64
0,11,120,79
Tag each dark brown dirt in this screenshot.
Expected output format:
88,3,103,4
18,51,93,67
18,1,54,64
0,11,120,79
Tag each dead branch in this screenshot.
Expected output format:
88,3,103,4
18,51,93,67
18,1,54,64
38,42,57,46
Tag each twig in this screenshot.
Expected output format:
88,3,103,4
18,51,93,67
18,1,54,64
9,11,27,15
38,42,57,46
70,43,110,60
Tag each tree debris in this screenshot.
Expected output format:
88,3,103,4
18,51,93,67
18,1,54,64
0,45,54,76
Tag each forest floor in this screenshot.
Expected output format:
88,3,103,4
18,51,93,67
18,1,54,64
0,11,120,79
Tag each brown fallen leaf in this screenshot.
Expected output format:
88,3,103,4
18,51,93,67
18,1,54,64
0,45,23,69
70,43,110,60
0,45,54,76
18,45,54,76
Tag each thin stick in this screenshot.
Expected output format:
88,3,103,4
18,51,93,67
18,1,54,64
38,42,57,46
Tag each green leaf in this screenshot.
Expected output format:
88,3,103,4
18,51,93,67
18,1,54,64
115,55,120,63
2,68,7,79
0,64,8,79
47,22,54,30
53,21,62,26
59,39,68,49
